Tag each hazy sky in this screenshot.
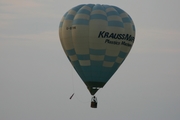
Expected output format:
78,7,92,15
1,0,180,120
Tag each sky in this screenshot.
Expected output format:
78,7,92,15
0,0,180,120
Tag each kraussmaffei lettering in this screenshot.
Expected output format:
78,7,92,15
98,31,135,42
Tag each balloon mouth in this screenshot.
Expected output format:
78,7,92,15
85,81,105,95
87,87,100,95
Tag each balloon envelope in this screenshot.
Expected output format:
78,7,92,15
59,4,135,95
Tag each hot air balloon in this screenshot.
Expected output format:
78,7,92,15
59,4,135,108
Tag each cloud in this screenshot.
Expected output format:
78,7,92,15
1,0,42,10
134,27,180,54
0,0,62,41
0,0,42,29
0,30,58,42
